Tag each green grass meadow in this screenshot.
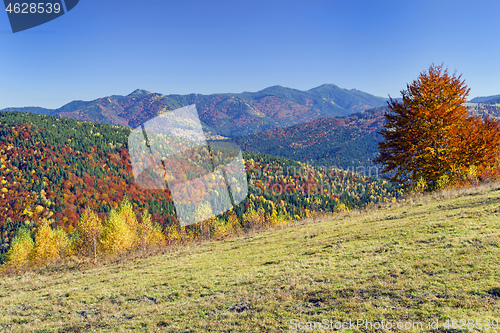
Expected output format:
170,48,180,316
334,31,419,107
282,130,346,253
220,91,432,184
1,184,500,332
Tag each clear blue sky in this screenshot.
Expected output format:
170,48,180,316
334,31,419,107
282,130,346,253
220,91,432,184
1,0,499,109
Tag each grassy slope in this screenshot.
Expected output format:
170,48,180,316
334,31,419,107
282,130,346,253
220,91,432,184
1,185,500,332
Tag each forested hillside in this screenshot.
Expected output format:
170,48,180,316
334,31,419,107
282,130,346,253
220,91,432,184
0,111,398,265
230,107,386,169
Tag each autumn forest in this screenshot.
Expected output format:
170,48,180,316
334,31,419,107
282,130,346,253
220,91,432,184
0,111,397,269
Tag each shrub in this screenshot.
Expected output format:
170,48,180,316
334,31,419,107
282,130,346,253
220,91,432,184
242,207,266,230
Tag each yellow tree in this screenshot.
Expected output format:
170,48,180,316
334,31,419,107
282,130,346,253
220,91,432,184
100,208,135,255
117,196,139,248
138,209,165,251
76,207,103,262
242,207,266,230
165,219,183,245
32,218,59,265
4,228,34,269
226,210,242,234
53,228,71,258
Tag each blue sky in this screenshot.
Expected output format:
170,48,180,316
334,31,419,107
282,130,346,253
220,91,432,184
1,0,499,109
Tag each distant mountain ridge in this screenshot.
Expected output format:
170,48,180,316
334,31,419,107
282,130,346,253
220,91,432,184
469,94,500,104
2,84,388,138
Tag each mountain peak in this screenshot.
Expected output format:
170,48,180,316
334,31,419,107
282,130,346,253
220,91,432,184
309,83,340,91
127,89,151,97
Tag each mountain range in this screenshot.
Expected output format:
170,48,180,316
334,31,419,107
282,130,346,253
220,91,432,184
2,84,388,138
4,87,500,170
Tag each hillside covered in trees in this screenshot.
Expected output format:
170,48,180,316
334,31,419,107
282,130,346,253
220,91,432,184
229,107,386,169
0,111,398,266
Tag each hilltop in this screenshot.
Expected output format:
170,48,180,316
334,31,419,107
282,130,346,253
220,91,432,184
1,183,499,331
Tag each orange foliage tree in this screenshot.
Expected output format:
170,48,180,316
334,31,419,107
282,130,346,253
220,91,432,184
375,64,500,191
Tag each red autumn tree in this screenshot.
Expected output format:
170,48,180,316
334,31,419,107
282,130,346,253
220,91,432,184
375,64,500,191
